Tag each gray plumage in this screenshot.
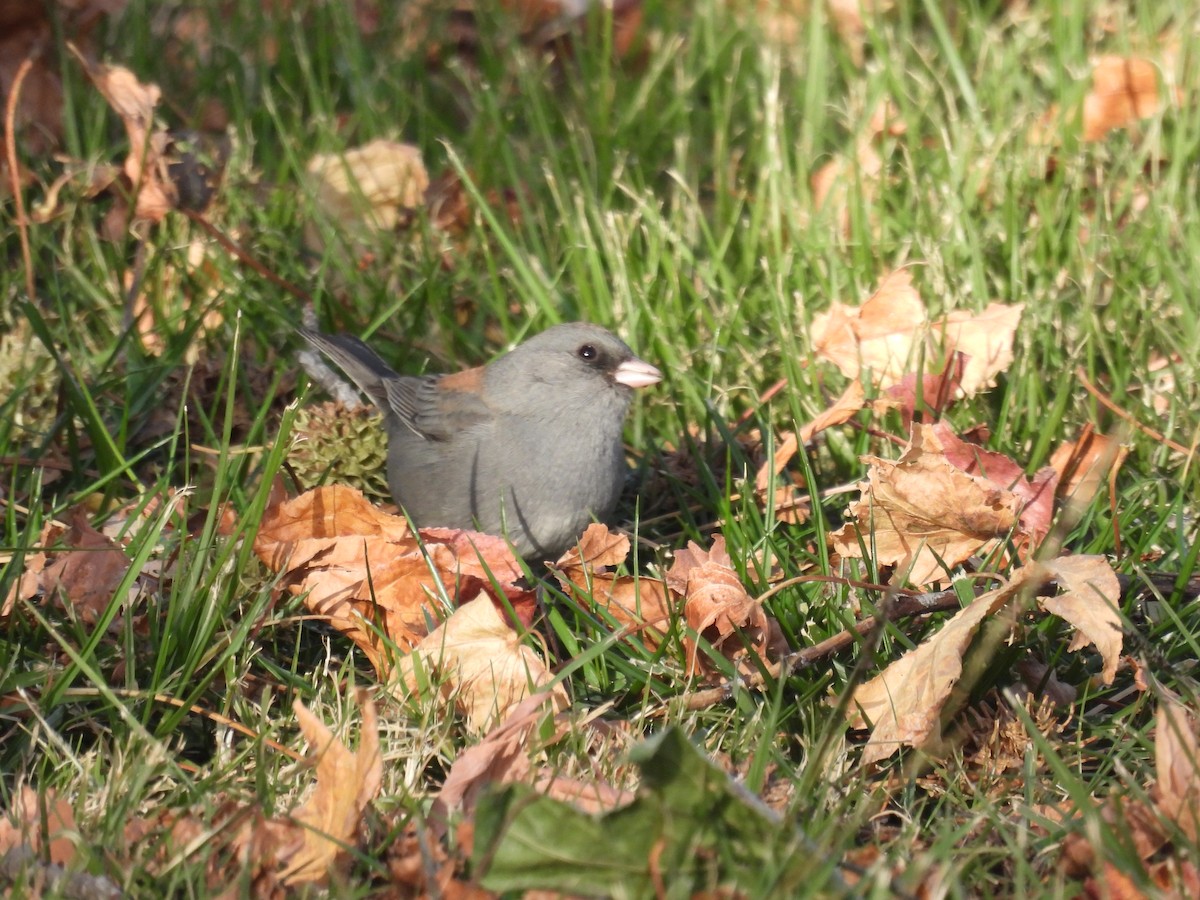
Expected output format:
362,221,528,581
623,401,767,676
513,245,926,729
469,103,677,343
300,323,661,559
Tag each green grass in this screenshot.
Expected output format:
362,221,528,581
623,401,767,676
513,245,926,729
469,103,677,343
2,0,1200,895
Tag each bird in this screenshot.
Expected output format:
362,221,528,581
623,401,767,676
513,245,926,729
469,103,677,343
300,322,662,559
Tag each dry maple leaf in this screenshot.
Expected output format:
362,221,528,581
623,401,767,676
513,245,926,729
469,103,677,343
932,302,1024,397
1155,695,1200,844
261,694,382,885
0,786,78,866
665,536,775,677
1050,427,1128,510
830,423,1026,586
397,596,569,734
848,568,1036,764
812,272,1023,398
71,46,175,230
1035,555,1122,685
754,378,865,492
253,485,524,677
24,510,134,625
811,270,926,388
871,351,966,426
303,139,429,253
551,523,675,649
1083,57,1164,142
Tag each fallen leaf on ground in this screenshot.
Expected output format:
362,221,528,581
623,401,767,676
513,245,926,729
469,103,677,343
847,567,1035,764
72,48,176,232
254,485,524,678
665,536,776,677
871,353,965,426
0,786,78,866
1050,427,1128,509
755,379,865,491
1036,555,1122,685
830,423,1027,586
932,302,1024,397
397,596,569,734
812,272,1022,397
304,139,428,252
811,270,926,388
39,511,133,624
1082,57,1167,142
552,524,675,649
1155,695,1200,843
266,694,382,885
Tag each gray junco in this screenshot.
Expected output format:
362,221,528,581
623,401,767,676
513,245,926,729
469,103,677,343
300,323,662,559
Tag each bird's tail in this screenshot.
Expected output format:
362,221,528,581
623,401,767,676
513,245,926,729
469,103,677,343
299,328,395,410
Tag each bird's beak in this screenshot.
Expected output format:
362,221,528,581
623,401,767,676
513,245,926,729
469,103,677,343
614,358,663,389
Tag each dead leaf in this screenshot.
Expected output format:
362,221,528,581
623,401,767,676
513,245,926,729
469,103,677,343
755,379,865,491
253,485,523,677
812,270,926,388
397,596,569,733
932,421,1058,546
1083,57,1165,142
433,692,556,831
41,510,133,624
665,536,774,677
1050,428,1128,509
871,353,966,427
932,302,1024,397
2,521,65,618
552,524,675,649
1036,555,1122,685
72,48,175,229
848,569,1037,763
1155,695,1200,843
830,423,1025,586
274,694,382,885
0,786,77,866
304,140,429,252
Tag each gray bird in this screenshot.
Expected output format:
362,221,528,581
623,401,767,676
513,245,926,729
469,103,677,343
300,323,662,559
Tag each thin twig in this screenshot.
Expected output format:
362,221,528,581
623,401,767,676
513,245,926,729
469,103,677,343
1076,366,1191,456
5,54,36,303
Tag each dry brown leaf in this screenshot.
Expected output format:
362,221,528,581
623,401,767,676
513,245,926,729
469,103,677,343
272,694,382,885
871,352,966,426
254,486,523,677
755,379,865,492
1049,428,1128,509
830,423,1025,586
433,691,557,831
932,421,1058,546
812,272,1022,398
665,536,774,677
72,48,175,229
1155,695,1200,844
1083,57,1164,142
0,786,78,866
397,596,569,734
552,524,675,648
2,521,65,618
304,140,429,252
811,270,926,389
932,302,1024,397
1036,555,1122,685
848,569,1035,764
40,510,133,624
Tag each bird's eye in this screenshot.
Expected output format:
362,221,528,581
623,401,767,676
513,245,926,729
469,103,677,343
577,344,598,361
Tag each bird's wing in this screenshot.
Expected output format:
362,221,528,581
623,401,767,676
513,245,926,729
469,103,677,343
300,329,394,409
383,366,492,441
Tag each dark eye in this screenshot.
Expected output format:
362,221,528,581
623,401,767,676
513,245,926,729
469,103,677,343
577,344,598,361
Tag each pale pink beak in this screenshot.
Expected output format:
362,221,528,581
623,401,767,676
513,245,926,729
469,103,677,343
614,358,663,389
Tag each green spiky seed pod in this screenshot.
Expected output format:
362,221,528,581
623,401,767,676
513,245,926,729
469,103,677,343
289,401,390,501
